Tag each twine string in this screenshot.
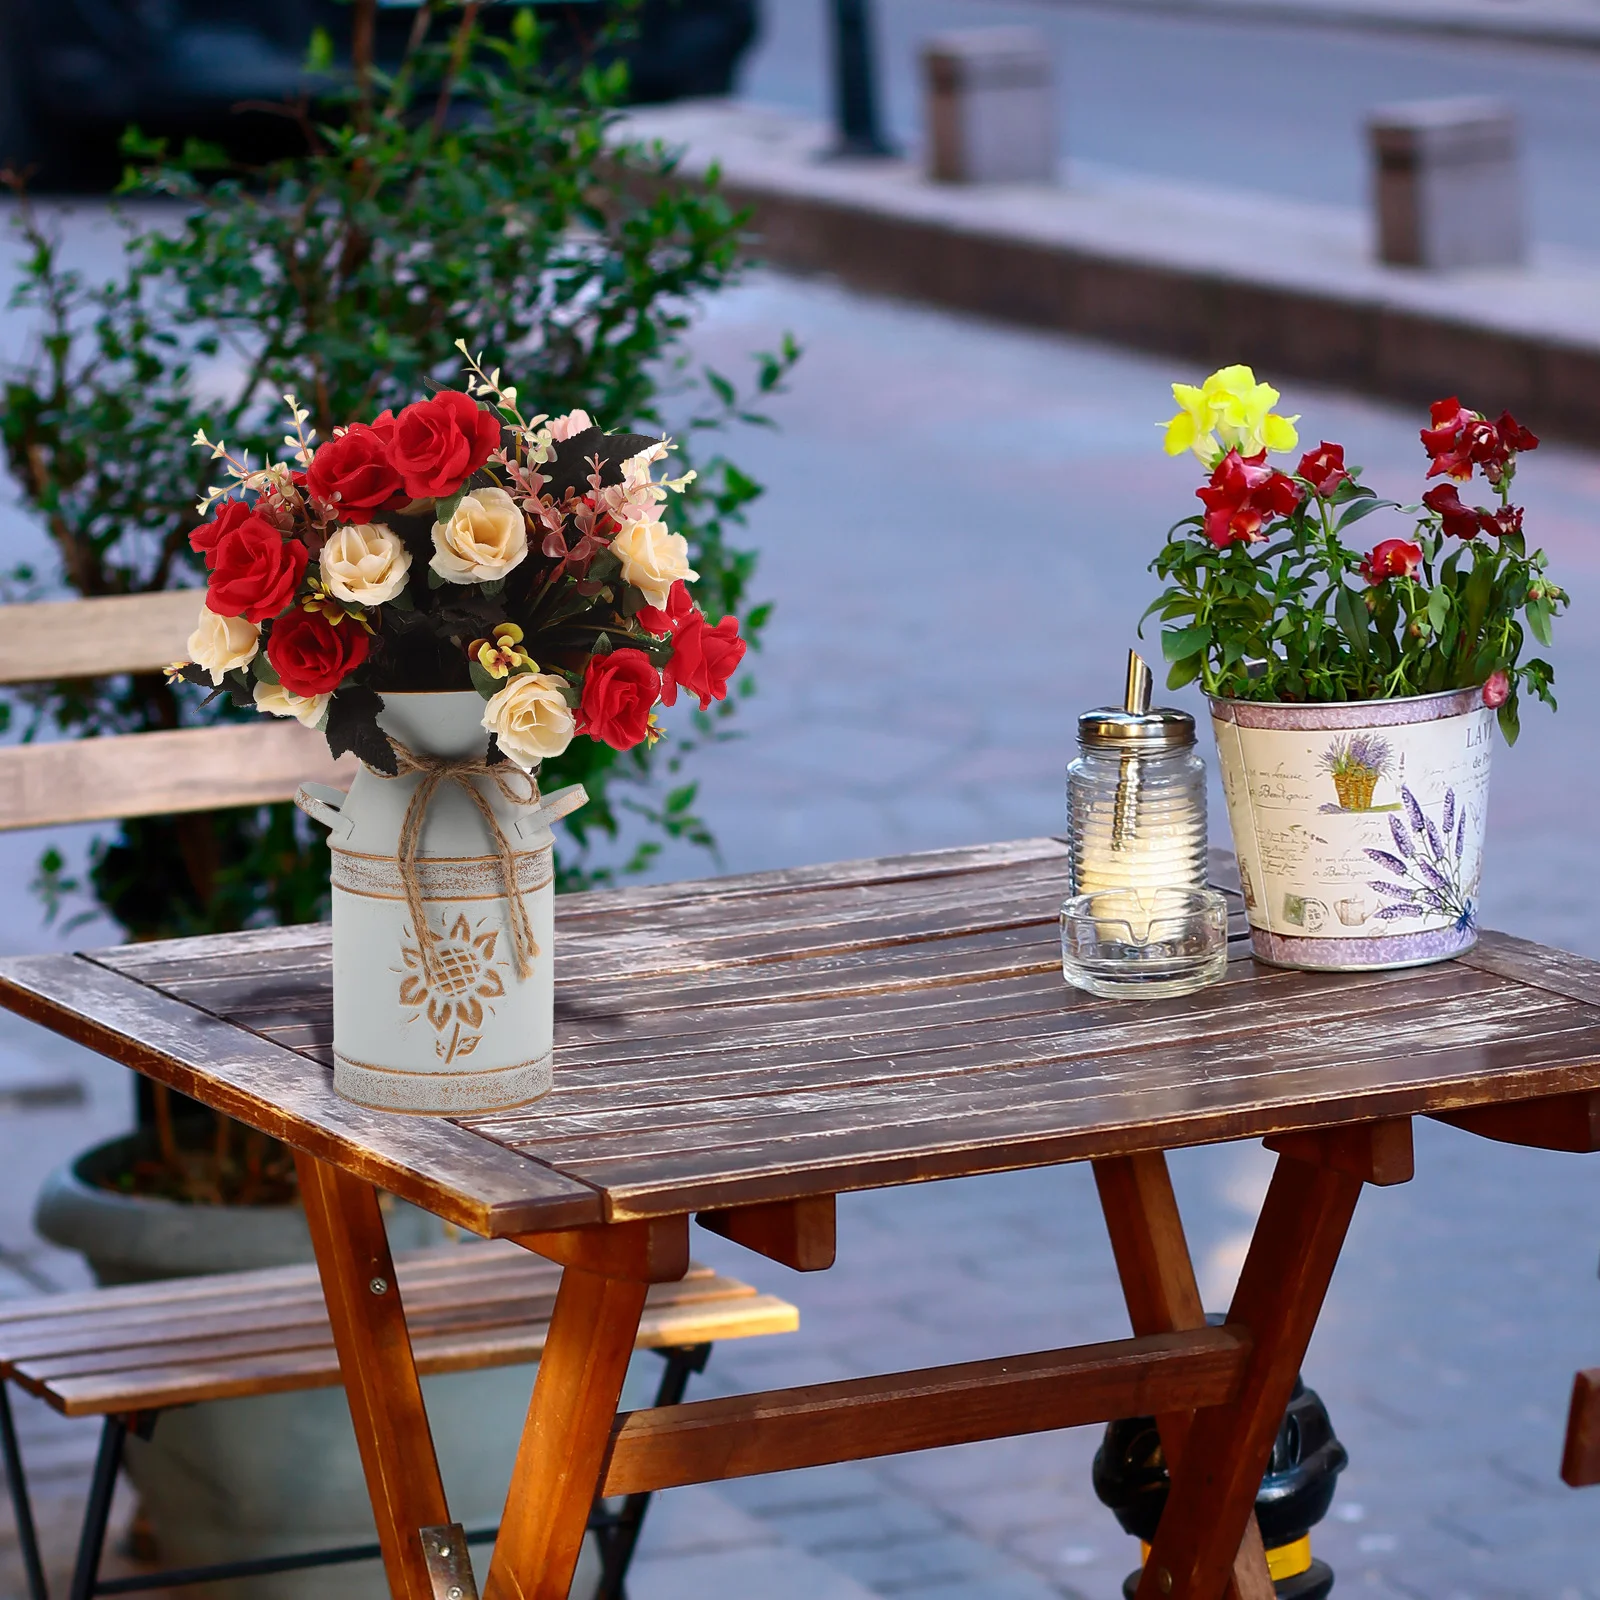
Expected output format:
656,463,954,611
371,740,541,983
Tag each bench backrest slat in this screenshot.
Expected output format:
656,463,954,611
0,592,199,685
0,723,355,832
0,593,354,829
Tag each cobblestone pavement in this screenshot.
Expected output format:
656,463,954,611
1,257,1598,1595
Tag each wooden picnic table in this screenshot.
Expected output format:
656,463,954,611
2,835,1599,1600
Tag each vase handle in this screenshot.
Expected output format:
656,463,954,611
516,782,587,842
295,783,355,842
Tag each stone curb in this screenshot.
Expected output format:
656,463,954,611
624,104,1600,445
1047,0,1600,53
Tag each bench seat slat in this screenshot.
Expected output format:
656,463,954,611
0,1245,796,1418
7,1273,755,1376
0,1240,565,1329
32,1294,800,1416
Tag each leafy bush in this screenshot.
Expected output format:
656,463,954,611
2,0,795,941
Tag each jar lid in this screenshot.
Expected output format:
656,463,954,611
1077,706,1196,751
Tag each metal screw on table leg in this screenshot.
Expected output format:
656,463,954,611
1095,1370,1346,1599
369,1276,389,1295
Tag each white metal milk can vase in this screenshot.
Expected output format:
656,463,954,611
297,691,585,1115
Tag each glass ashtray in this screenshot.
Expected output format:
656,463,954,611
1060,887,1230,1000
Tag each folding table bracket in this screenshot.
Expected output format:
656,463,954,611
421,1524,479,1600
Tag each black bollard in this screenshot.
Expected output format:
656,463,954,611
1093,1375,1347,1598
830,0,894,157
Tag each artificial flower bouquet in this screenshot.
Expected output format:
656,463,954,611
1147,364,1563,742
173,345,747,774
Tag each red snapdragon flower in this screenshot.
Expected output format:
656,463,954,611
1296,442,1349,497
1422,484,1494,541
1360,538,1423,584
1421,398,1538,488
1196,451,1303,549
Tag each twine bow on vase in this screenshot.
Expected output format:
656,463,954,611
374,741,542,985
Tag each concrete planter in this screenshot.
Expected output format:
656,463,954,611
1210,687,1492,971
34,1132,616,1600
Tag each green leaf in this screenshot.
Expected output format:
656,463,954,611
1426,587,1451,635
1497,695,1521,746
1333,587,1370,660
469,661,503,699
479,577,506,598
251,653,281,686
306,26,334,73
1161,623,1211,663
1527,600,1553,648
434,492,465,523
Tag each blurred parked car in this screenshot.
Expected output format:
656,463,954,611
0,0,757,189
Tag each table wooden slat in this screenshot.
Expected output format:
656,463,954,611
3,837,1600,1230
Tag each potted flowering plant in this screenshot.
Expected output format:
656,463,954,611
1146,365,1564,970
174,349,745,1111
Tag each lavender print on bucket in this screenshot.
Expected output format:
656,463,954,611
1210,687,1490,971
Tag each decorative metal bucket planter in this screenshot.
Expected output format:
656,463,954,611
297,691,585,1115
1210,686,1492,971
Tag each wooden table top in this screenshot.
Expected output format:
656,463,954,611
3,837,1600,1236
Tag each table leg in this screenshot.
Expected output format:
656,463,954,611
1132,1140,1372,1600
1094,1154,1274,1600
483,1263,650,1600
295,1152,450,1600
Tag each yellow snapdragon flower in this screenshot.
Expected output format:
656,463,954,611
1162,365,1299,464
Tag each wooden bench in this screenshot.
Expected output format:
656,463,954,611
0,592,351,829
0,592,801,1596
0,1239,798,1598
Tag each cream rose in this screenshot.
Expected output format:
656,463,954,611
320,522,412,606
482,672,575,770
430,487,529,584
611,519,698,610
188,604,259,685
253,681,330,728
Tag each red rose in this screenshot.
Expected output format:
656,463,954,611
1296,442,1348,498
307,422,405,521
206,516,309,622
1482,669,1511,708
1360,538,1423,584
635,580,695,637
190,498,255,568
266,608,370,697
1196,451,1303,549
661,612,746,711
1422,484,1494,541
577,648,660,750
386,390,502,500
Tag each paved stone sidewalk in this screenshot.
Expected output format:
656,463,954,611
2,258,1599,1595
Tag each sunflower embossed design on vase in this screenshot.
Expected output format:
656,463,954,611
298,691,585,1114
